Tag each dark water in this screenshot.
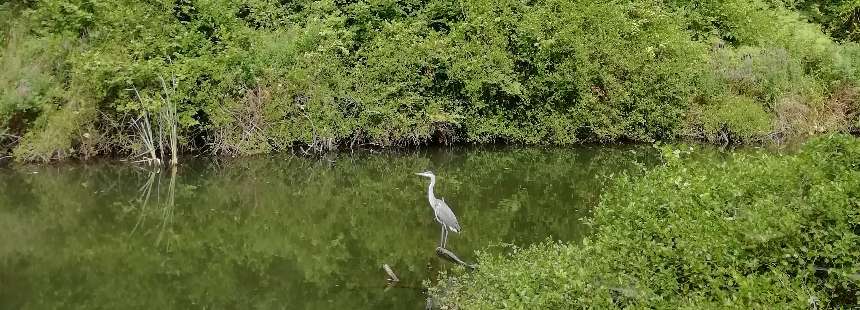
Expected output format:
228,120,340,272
0,146,657,309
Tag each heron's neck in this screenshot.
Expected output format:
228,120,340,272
427,176,436,203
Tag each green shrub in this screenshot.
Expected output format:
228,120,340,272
0,12,74,157
783,0,860,42
674,0,859,144
701,95,773,143
431,134,860,308
1,0,859,160
12,101,97,162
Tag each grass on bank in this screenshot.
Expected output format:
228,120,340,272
430,134,860,308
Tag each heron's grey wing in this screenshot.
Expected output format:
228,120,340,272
435,198,461,233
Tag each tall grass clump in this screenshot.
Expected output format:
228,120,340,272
130,77,179,166
431,134,860,308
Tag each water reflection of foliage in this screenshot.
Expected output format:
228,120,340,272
0,146,656,309
130,167,179,249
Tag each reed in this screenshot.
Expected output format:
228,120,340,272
131,88,160,166
130,76,179,166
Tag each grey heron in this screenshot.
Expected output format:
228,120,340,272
416,171,461,248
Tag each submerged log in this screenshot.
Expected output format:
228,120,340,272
435,247,477,270
382,264,399,283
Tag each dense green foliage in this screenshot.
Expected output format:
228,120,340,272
784,0,860,42
1,0,859,161
430,134,860,308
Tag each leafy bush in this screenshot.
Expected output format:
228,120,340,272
431,134,860,308
784,0,860,42
1,0,859,160
0,11,75,158
11,100,98,162
701,95,773,142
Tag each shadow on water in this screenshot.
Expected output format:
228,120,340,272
0,145,659,309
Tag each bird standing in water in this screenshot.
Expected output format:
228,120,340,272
416,171,461,248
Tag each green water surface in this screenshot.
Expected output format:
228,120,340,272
0,146,657,309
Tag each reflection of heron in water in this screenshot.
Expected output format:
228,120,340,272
416,171,461,248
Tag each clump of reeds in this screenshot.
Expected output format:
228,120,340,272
131,76,179,166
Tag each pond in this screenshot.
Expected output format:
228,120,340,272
0,146,658,309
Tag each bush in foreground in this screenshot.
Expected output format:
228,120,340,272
430,134,860,308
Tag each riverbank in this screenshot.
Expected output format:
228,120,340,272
2,0,859,162
429,134,860,308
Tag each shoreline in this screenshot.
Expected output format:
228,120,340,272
0,133,820,166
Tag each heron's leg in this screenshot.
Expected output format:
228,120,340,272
442,228,449,248
439,226,446,248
